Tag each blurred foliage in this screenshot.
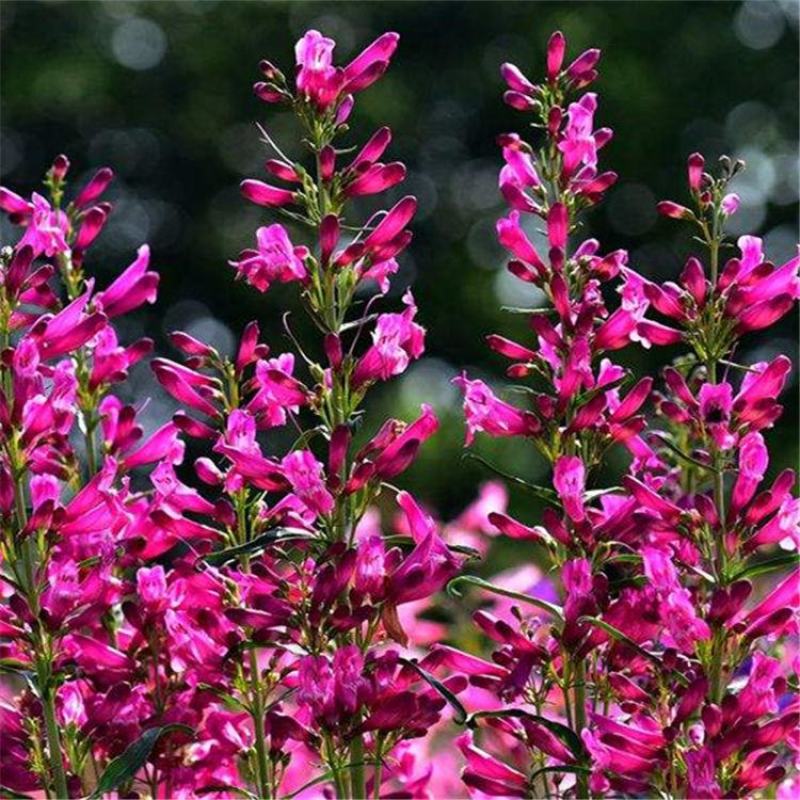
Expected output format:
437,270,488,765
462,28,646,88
1,0,797,536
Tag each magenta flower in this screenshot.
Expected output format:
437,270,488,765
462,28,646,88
553,455,586,522
17,192,70,257
352,290,425,386
95,244,159,318
280,449,335,517
453,373,540,445
295,29,340,108
558,92,599,174
230,224,308,292
457,731,529,797
240,178,295,208
386,491,463,608
293,29,399,111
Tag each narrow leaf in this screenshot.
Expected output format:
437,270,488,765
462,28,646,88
400,658,467,724
469,709,584,758
204,528,314,566
447,575,564,620
730,553,800,582
463,453,559,505
578,616,660,665
501,306,554,315
578,616,688,686
90,724,193,798
529,765,591,784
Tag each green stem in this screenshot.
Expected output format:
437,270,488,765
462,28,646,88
83,420,97,478
325,734,348,800
39,663,69,799
372,737,383,800
249,648,272,800
14,459,68,798
573,658,588,800
350,735,366,799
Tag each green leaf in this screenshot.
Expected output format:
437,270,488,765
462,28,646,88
0,658,32,675
204,528,314,566
463,453,558,505
197,786,258,798
584,487,623,501
529,764,591,784
447,575,564,621
469,709,584,758
196,683,249,712
89,724,193,798
577,616,688,686
605,553,642,566
654,434,716,472
400,658,467,725
383,535,482,562
578,616,659,665
289,426,326,452
501,306,554,315
729,553,800,582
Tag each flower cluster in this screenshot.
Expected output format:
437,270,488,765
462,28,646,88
0,28,475,800
447,31,799,800
0,25,797,800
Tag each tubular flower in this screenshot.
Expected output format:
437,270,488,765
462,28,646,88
443,30,798,800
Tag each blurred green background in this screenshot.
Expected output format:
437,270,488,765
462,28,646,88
1,0,797,536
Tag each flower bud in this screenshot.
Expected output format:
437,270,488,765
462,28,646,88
657,201,694,220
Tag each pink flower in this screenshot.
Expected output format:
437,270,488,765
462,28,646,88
698,382,735,449
663,588,711,653
18,192,70,257
641,546,679,593
732,432,768,512
656,200,693,220
230,224,308,293
74,167,114,208
354,535,387,597
95,245,159,318
280,449,334,517
547,31,566,81
553,455,586,522
295,30,340,109
360,257,399,294
57,682,87,728
386,491,462,607
341,32,399,94
737,653,782,721
453,373,540,445
558,93,598,174
457,731,529,798
721,192,740,215
499,143,540,212
136,565,169,612
297,646,369,727
294,29,399,110
687,152,705,192
685,748,721,799
642,547,710,652
496,210,546,276
247,353,306,427
352,291,425,386
240,179,295,208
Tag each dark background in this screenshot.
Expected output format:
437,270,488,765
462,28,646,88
1,0,797,536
